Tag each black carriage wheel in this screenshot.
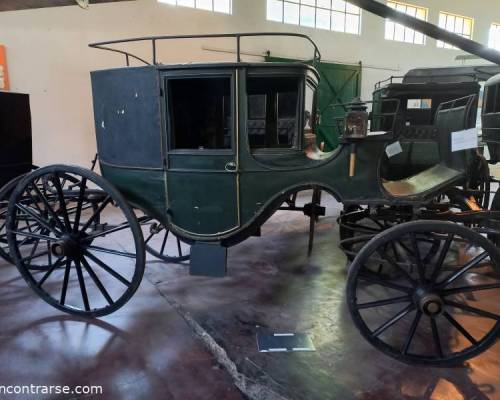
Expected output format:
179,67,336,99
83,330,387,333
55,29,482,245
338,205,414,262
7,165,145,317
347,220,500,366
143,220,190,263
0,181,14,263
0,175,35,264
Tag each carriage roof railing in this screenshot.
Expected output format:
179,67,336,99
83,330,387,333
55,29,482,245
89,32,322,68
374,72,485,89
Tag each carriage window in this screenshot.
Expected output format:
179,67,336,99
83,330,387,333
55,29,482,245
247,76,300,149
169,77,232,150
485,85,498,114
407,99,432,109
304,83,315,133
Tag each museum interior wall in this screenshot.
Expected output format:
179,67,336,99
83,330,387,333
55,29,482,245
0,0,498,166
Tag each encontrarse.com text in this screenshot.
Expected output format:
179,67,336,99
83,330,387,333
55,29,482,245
0,385,103,396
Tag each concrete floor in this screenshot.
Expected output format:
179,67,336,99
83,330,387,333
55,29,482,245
1,192,500,399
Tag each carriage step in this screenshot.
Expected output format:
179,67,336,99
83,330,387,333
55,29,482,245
190,242,227,277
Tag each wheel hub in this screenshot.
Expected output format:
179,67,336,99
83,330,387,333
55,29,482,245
417,292,444,316
51,236,83,259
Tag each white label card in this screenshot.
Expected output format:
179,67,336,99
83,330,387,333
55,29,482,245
386,141,403,158
451,128,478,152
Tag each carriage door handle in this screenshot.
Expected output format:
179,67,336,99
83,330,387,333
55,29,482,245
225,161,237,172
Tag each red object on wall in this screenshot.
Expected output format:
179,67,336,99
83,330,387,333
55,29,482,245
0,45,10,91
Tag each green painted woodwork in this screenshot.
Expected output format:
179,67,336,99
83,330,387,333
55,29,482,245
100,163,166,222
265,56,362,151
94,63,467,246
166,169,239,235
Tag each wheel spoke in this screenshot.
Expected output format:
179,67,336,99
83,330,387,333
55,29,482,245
443,282,500,296
409,233,426,282
15,204,60,236
438,251,489,288
83,222,131,241
372,303,415,337
60,259,72,305
72,178,87,233
423,239,440,264
376,249,416,287
87,245,137,259
160,230,168,255
177,237,182,257
80,196,112,233
429,234,454,282
80,256,114,306
37,257,65,287
84,250,131,287
74,259,90,311
402,310,422,355
442,311,478,345
358,272,413,293
31,183,66,232
145,232,155,244
445,300,500,320
10,230,55,242
430,318,444,358
53,173,72,230
22,250,50,263
356,295,410,310
26,239,41,263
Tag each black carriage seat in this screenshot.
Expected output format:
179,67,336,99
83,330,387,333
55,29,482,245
382,94,477,199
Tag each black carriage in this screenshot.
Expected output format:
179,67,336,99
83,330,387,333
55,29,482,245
2,1,500,367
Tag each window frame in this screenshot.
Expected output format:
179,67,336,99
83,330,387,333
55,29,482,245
384,0,428,45
266,0,362,35
436,11,474,49
484,84,500,115
245,70,312,154
157,0,232,15
489,22,500,51
164,69,236,156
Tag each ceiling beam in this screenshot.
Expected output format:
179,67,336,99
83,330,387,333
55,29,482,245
0,0,135,12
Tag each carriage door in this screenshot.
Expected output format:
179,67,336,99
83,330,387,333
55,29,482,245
164,71,239,236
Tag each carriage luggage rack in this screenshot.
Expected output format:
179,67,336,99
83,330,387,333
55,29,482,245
89,32,321,67
374,72,483,89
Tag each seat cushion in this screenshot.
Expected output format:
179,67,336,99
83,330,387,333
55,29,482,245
383,164,464,198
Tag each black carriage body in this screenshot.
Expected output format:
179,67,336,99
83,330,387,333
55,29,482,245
91,62,323,241
372,71,480,180
0,92,32,187
483,74,500,163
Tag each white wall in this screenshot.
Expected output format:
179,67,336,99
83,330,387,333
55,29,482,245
1,0,499,166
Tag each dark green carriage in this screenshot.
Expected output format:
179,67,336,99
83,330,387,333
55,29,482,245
5,5,500,367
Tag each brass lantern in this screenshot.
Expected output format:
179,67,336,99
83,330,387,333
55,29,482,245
344,98,368,139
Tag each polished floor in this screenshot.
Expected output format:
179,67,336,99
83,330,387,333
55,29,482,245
1,192,500,399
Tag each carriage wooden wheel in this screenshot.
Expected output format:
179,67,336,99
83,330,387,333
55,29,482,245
141,218,190,263
347,221,500,365
6,165,145,317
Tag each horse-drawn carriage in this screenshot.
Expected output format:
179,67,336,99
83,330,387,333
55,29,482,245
2,1,500,367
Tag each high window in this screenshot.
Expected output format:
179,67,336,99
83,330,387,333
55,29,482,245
247,76,301,149
489,23,500,51
158,0,232,14
437,12,473,49
168,77,232,150
267,0,361,35
384,1,427,45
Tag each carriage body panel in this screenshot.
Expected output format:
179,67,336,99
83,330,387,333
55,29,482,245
372,80,480,180
91,59,475,244
483,74,500,163
0,92,32,187
90,62,405,243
